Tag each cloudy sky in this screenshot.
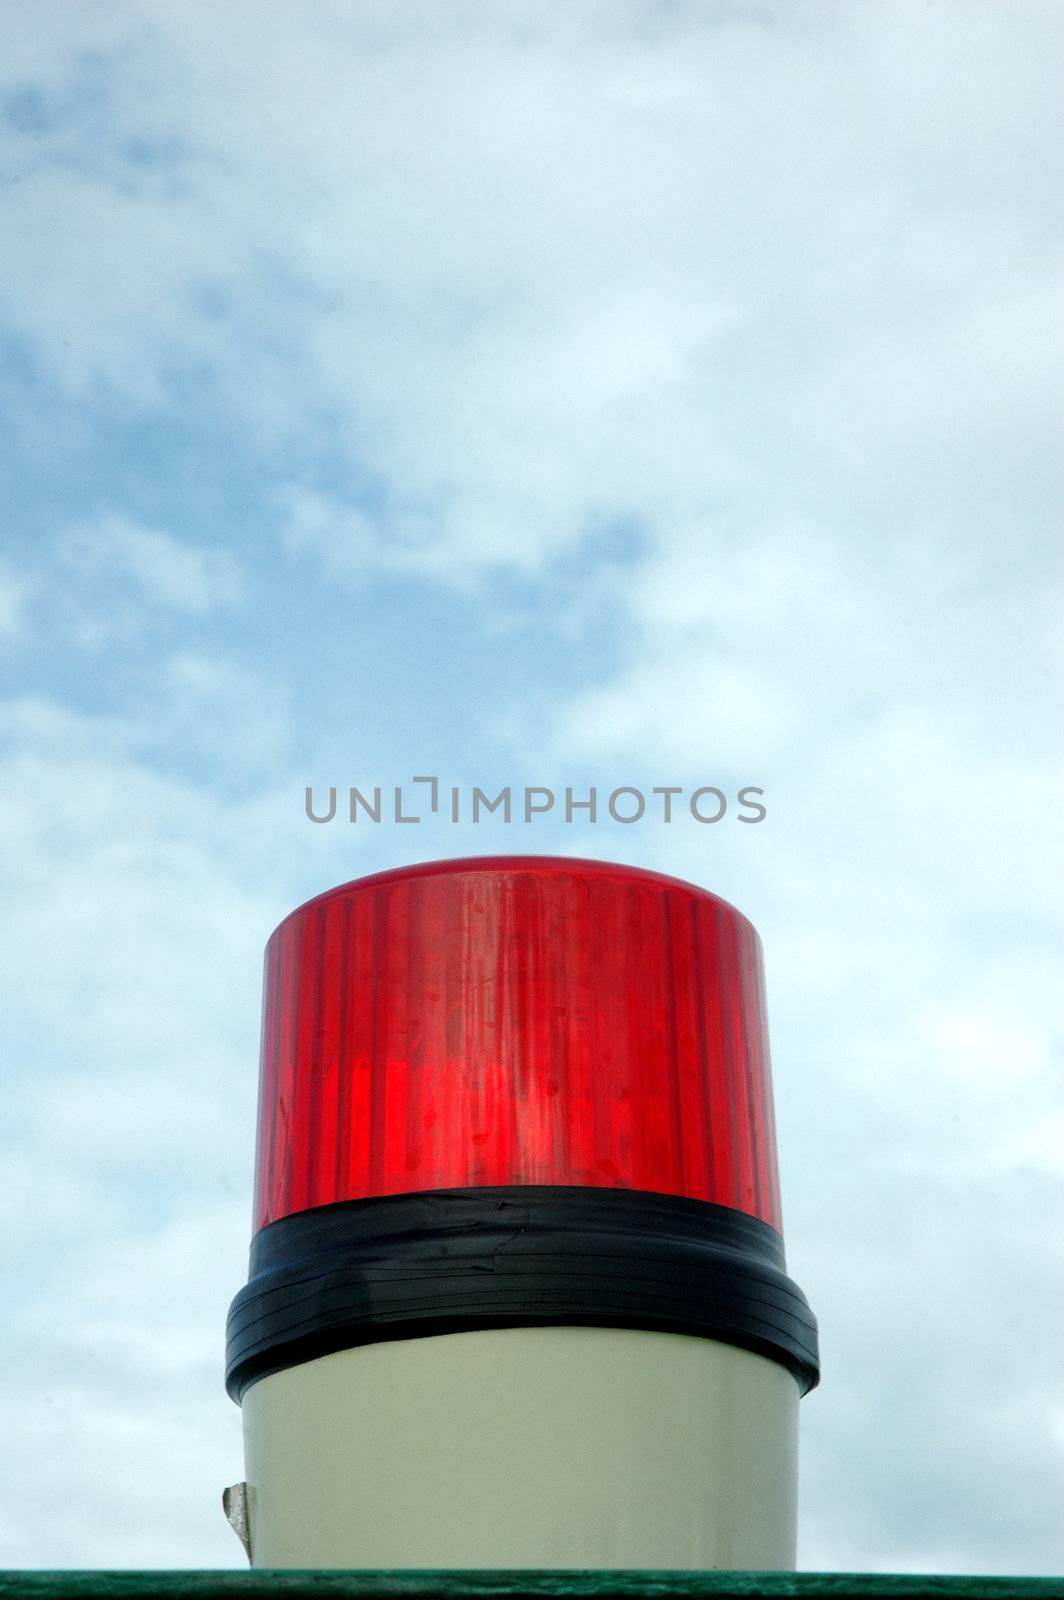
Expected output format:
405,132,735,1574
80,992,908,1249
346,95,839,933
2,0,1062,1576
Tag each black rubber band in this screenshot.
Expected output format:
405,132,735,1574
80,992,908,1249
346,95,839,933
225,1185,819,1401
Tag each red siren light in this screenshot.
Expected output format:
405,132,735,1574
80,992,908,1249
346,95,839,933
226,855,820,1570
252,854,782,1232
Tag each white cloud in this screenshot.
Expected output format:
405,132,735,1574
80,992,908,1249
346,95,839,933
2,1192,250,1568
161,651,290,777
2,1,1057,585
0,561,37,638
0,686,378,1568
279,486,383,575
0,708,261,1566
59,515,246,615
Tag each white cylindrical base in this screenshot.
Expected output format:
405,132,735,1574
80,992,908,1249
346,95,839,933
241,1325,799,1569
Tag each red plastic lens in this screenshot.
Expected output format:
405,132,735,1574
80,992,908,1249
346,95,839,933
252,855,783,1233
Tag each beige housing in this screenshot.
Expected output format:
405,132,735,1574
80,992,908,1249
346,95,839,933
236,1324,800,1569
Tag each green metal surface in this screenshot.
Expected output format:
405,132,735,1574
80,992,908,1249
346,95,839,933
0,1574,1060,1600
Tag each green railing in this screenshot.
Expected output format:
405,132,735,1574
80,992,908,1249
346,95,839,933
0,1574,1060,1600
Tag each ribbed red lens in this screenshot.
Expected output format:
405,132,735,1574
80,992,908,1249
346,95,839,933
252,855,782,1233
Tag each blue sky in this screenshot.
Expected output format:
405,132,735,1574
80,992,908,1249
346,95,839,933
1,0,1062,1574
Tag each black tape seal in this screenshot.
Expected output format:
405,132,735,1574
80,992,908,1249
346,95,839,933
225,1184,819,1401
